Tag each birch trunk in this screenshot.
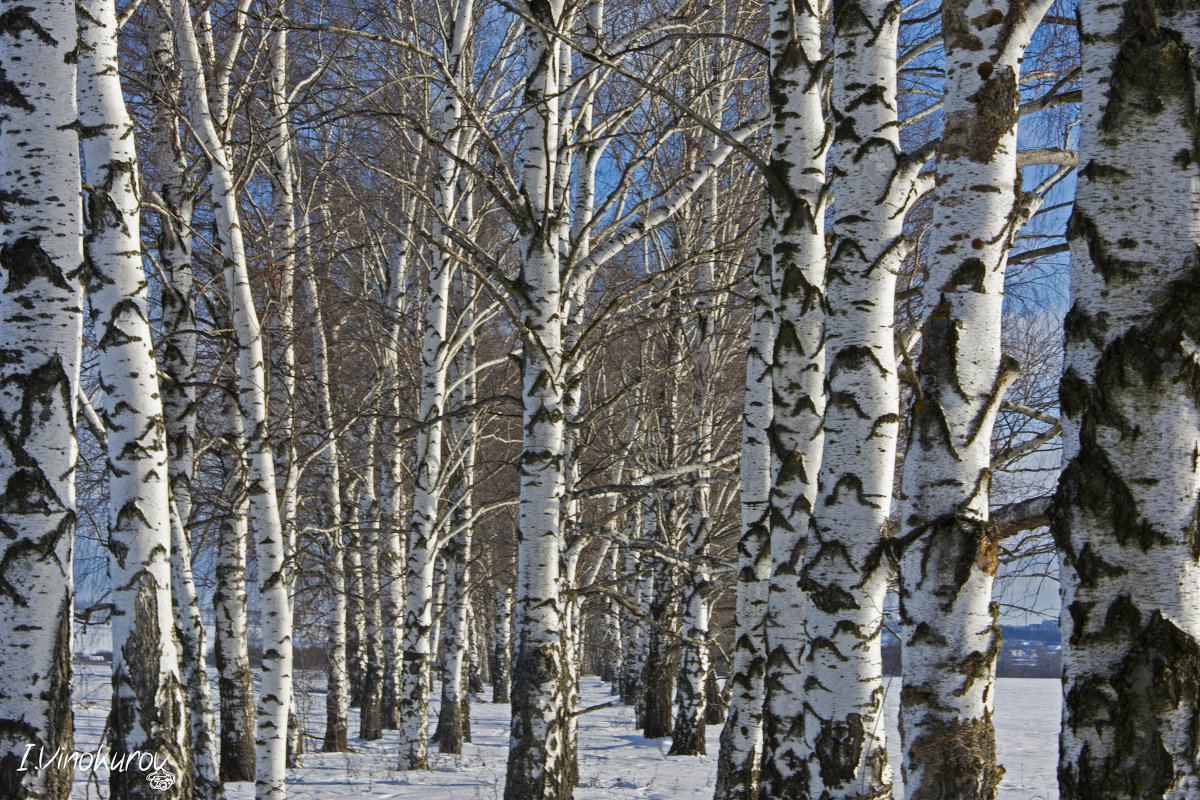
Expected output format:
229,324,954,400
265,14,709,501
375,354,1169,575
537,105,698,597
0,3,81,796
170,2,292,794
214,357,256,783
714,220,774,800
599,546,622,689
641,499,678,741
759,0,831,792
79,2,189,794
346,508,366,711
792,0,909,792
430,553,447,697
168,502,223,800
303,234,348,753
669,170,720,758
619,532,644,708
265,0,302,767
493,588,512,704
470,604,487,694
147,0,197,533
396,206,452,770
379,230,410,730
144,5,220,792
359,432,386,740
1055,2,1200,796
435,267,477,755
504,6,574,797
668,583,710,756
434,526,472,753
897,2,1047,797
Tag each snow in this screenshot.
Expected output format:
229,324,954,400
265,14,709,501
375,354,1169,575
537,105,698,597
68,666,1060,799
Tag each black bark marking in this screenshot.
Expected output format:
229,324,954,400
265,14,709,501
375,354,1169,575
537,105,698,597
1061,610,1200,799
1,237,71,293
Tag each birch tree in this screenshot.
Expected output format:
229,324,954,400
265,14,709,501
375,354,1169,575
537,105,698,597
78,0,189,795
493,587,512,703
169,2,293,795
713,220,773,800
357,460,386,739
786,0,916,789
213,377,256,782
266,0,303,764
504,3,574,796
435,266,479,755
758,0,831,792
897,1,1052,796
141,3,222,795
0,1,83,796
379,222,412,731
301,215,348,753
1055,0,1200,796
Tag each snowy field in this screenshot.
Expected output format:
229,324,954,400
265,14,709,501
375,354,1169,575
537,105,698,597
69,665,1059,799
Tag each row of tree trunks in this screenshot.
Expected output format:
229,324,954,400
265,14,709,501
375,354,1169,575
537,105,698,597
169,1,293,795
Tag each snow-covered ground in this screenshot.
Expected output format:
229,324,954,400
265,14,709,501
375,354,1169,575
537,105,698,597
68,664,1059,799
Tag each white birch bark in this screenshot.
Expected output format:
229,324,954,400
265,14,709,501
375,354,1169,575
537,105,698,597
379,228,411,730
396,0,475,761
302,232,347,752
759,0,830,792
434,524,472,753
142,6,221,791
430,552,447,697
0,7,83,795
793,0,909,792
78,2,189,794
599,545,622,688
714,218,774,800
1055,2,1200,796
640,493,678,741
345,502,366,711
618,517,644,708
669,174,720,758
358,428,386,740
168,502,222,800
265,0,301,766
435,266,477,755
396,199,452,771
146,0,197,533
504,4,574,797
470,602,488,693
897,2,1048,797
169,2,292,795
